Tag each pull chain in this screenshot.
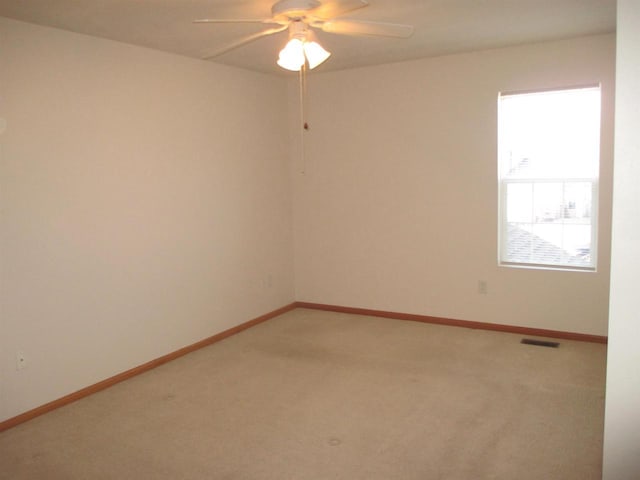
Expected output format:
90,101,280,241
299,63,308,174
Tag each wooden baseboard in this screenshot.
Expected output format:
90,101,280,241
0,303,297,433
294,302,608,344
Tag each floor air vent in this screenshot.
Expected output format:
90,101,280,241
521,338,560,348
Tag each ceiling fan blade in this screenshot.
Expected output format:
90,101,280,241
321,19,414,38
201,25,288,60
194,18,280,25
311,0,369,20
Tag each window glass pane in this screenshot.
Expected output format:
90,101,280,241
532,223,565,264
499,87,600,180
533,183,563,223
506,183,532,223
563,182,592,223
505,223,532,263
563,224,592,261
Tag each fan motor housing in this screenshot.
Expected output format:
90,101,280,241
272,0,321,19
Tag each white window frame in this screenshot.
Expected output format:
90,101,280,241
497,85,601,272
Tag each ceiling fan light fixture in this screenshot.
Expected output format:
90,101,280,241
277,21,330,71
277,36,330,71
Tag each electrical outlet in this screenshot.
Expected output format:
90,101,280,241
16,351,28,370
478,280,488,295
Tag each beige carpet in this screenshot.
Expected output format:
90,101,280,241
0,308,606,479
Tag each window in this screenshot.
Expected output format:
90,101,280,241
498,86,601,270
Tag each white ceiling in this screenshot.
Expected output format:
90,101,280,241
0,0,616,75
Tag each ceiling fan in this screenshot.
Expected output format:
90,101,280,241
195,0,414,71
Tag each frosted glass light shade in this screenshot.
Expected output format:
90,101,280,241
277,38,305,71
303,40,331,69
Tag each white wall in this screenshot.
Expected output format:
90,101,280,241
603,1,640,477
291,34,615,336
0,18,294,422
